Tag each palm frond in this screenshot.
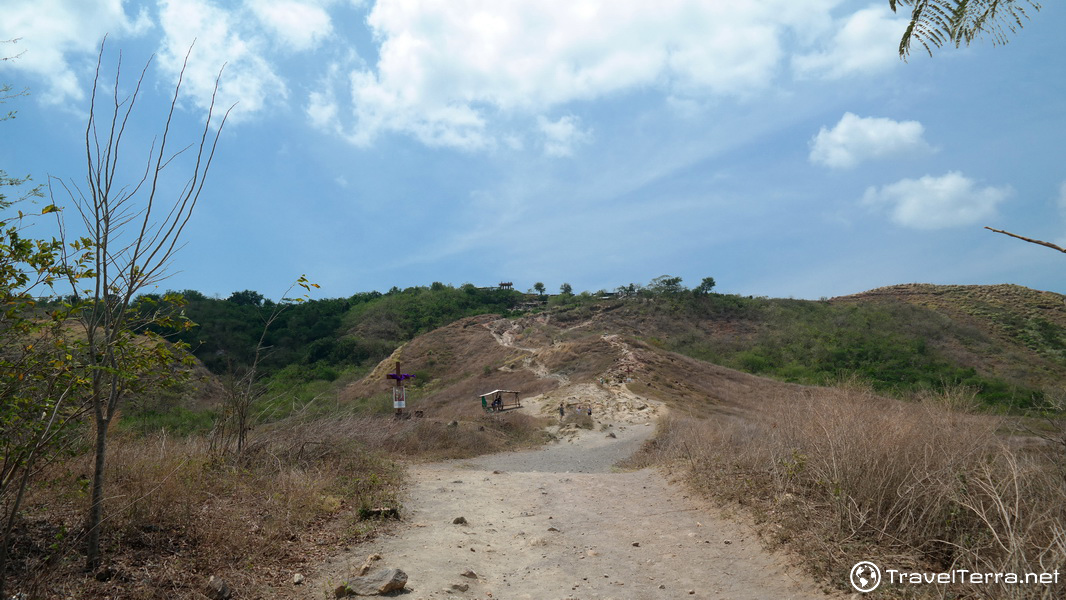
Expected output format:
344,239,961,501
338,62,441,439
891,0,1041,58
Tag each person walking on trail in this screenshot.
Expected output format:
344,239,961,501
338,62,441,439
558,403,565,418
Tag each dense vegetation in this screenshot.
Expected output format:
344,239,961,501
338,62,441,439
154,283,529,399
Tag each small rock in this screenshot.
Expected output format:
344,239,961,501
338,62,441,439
631,542,640,547
659,584,666,589
451,582,470,592
453,516,468,525
606,432,617,438
336,568,407,597
724,539,732,545
547,527,559,532
460,569,479,579
206,576,232,600
293,573,305,585
94,566,116,582
356,553,383,576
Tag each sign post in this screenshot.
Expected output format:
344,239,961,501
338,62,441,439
386,361,414,417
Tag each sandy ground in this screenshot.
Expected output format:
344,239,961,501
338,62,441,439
301,390,841,600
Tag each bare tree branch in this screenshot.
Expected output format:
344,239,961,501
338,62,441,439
985,226,1066,254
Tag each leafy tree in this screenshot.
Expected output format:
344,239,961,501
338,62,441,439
695,277,717,295
649,275,685,295
560,282,573,296
533,282,546,296
52,39,232,570
0,90,90,598
892,0,1041,58
227,289,265,306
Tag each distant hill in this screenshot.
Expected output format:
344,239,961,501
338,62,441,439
170,282,1065,423
339,284,1066,416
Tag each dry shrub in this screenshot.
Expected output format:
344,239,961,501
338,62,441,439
13,424,403,599
645,386,1066,599
351,411,549,460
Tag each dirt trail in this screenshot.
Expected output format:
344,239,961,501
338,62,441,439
304,400,839,600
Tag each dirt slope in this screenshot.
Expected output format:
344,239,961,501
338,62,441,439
341,310,807,422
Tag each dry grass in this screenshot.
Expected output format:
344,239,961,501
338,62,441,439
304,411,550,461
10,426,399,598
6,409,549,598
634,383,1066,599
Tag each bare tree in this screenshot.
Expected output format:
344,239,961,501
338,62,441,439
52,38,233,570
212,276,317,456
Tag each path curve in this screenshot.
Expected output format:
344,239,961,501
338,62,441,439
304,415,840,600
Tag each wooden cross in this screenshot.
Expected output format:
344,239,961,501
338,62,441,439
386,361,414,416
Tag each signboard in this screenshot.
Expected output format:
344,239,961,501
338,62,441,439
393,387,406,409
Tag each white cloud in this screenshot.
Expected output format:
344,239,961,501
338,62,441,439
246,0,333,51
0,0,150,104
157,0,287,122
538,115,591,157
792,4,907,80
307,89,339,131
862,172,1011,229
810,112,932,169
334,0,840,150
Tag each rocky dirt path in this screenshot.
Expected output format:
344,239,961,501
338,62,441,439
303,411,840,600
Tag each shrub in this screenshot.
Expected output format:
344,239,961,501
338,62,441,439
636,387,1066,598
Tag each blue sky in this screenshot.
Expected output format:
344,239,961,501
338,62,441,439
2,0,1064,302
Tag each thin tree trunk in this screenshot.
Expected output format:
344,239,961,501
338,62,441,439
0,446,37,598
85,416,109,571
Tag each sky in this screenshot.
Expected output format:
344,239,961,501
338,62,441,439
2,0,1064,302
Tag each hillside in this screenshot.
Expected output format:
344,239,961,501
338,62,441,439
340,311,808,421
839,283,1066,390
338,283,1065,415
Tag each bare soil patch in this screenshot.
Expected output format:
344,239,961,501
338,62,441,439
298,393,840,600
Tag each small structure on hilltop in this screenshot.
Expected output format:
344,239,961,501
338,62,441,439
480,389,521,412
498,281,513,290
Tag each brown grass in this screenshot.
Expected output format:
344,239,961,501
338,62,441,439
633,383,1066,598
7,407,550,599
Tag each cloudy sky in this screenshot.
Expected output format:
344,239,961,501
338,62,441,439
2,0,1064,301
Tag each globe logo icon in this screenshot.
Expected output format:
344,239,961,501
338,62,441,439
850,561,882,593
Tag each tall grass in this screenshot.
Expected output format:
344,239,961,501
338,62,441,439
635,385,1066,598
